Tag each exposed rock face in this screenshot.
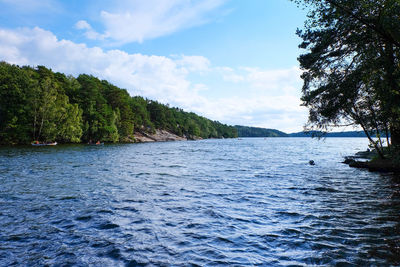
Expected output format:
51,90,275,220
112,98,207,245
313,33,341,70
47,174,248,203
133,130,187,143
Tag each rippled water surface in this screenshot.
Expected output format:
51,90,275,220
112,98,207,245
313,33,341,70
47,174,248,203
1,138,400,266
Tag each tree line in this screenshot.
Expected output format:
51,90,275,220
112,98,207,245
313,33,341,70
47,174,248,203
293,0,400,159
0,62,237,145
234,125,288,137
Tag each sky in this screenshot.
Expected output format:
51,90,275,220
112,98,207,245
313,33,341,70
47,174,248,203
0,0,309,133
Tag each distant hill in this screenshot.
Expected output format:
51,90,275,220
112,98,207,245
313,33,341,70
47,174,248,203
289,131,369,137
235,125,376,138
234,125,288,137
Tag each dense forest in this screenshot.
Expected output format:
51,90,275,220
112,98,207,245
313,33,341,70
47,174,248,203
0,62,237,145
235,125,287,137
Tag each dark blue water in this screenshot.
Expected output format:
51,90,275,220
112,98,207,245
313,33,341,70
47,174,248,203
1,138,400,266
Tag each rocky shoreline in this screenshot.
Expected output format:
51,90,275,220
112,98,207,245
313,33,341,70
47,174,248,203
133,129,201,143
343,150,400,173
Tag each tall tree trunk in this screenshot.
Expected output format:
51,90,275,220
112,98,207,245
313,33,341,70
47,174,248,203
385,124,391,152
38,116,44,141
391,125,400,147
33,112,37,141
352,105,385,158
384,42,400,150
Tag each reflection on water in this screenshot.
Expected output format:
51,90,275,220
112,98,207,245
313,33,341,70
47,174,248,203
0,138,399,266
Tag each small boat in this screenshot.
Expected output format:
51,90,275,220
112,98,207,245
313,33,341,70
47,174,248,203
31,141,57,146
47,142,57,146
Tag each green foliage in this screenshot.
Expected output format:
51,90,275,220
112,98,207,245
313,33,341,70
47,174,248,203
0,62,32,144
0,61,237,144
293,0,400,158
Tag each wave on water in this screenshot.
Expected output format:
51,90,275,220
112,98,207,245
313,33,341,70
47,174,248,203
0,138,400,265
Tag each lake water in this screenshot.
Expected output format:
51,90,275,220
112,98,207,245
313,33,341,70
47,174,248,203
1,138,400,266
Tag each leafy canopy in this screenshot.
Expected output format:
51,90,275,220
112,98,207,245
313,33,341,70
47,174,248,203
293,0,400,157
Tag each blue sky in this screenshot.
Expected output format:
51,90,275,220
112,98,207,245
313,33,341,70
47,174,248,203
0,0,309,132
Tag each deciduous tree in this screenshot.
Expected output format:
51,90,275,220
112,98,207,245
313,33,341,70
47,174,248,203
294,0,400,157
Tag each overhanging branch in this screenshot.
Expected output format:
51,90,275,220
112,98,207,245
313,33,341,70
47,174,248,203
324,0,400,48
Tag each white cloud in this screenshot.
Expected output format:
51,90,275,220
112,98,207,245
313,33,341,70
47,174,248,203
244,66,302,92
76,0,227,44
174,55,210,73
0,27,307,132
218,66,302,95
217,67,245,83
75,20,91,30
188,93,307,133
75,20,105,40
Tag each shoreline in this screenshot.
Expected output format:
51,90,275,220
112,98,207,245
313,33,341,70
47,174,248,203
1,129,204,146
343,150,400,173
0,136,378,146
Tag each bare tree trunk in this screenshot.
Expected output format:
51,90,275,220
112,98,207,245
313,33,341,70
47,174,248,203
33,96,38,141
33,112,37,141
38,117,44,141
385,124,391,152
352,105,385,159
367,98,384,152
360,123,385,159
